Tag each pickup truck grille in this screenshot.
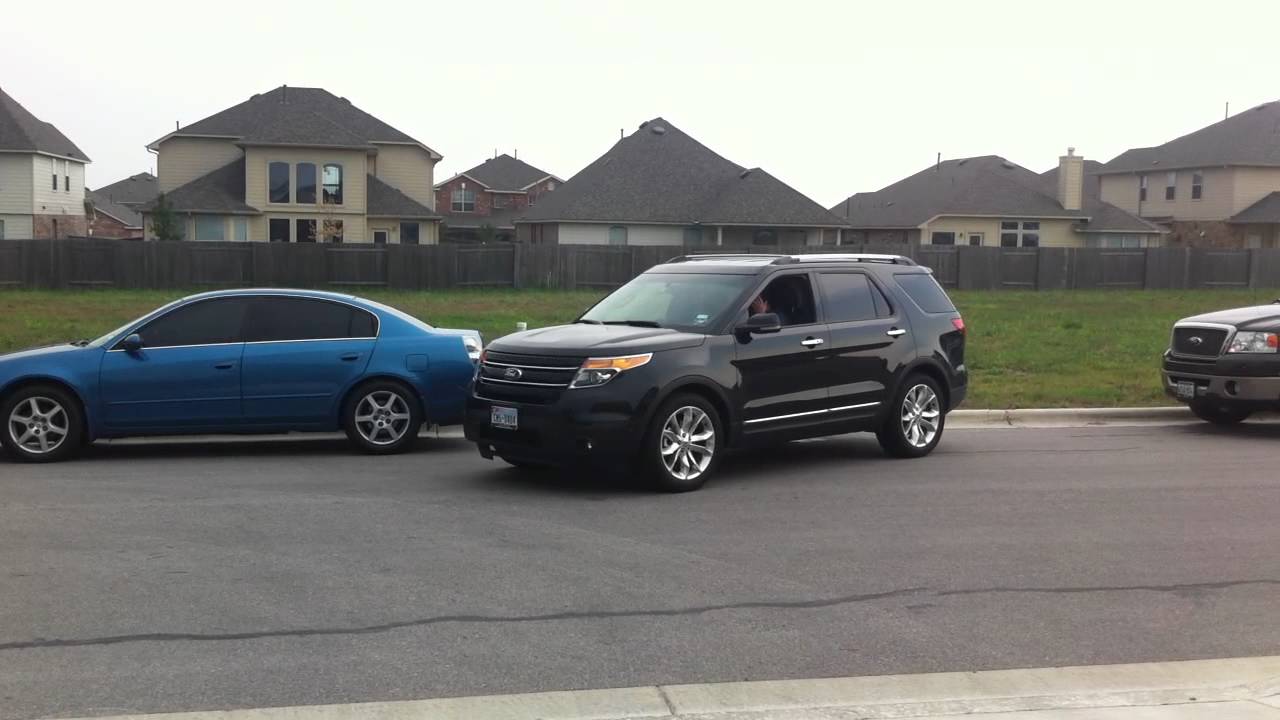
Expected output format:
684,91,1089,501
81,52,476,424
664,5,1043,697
476,351,584,404
1172,327,1229,358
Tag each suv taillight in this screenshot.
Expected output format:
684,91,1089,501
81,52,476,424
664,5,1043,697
951,317,966,334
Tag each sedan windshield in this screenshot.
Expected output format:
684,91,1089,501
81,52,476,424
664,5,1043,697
579,273,755,333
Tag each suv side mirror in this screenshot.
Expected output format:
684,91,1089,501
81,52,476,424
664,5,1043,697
737,313,782,336
120,333,143,352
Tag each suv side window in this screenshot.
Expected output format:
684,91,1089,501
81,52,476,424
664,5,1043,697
244,297,376,342
817,272,882,323
895,273,956,313
749,274,817,326
132,298,250,348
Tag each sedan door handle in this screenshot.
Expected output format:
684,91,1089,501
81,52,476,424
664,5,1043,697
214,362,236,370
340,353,361,362
886,328,907,337
801,337,824,347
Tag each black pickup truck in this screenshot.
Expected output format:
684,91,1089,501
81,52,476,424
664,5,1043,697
1162,301,1280,423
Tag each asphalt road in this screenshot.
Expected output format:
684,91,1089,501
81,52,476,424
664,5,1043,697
2,423,1279,720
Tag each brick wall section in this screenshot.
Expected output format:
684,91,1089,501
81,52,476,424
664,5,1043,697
88,211,140,239
32,214,88,239
1162,220,1243,248
434,176,494,217
525,178,557,205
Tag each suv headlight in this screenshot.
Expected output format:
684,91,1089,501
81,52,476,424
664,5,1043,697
570,353,652,389
1226,331,1278,354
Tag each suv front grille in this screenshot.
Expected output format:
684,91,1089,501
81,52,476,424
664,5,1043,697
1172,327,1229,358
476,351,585,404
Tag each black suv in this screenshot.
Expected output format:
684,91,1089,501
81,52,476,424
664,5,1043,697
1162,301,1280,424
464,254,968,491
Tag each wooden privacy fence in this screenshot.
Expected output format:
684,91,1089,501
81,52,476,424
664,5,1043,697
3,239,1280,291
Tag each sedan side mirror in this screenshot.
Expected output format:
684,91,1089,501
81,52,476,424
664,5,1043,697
736,313,782,337
120,333,143,352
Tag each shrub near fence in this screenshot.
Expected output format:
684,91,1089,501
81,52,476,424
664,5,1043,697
3,238,1280,291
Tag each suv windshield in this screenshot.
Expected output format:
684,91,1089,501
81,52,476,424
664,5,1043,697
579,272,755,332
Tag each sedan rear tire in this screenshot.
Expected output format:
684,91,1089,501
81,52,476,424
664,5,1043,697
343,381,422,455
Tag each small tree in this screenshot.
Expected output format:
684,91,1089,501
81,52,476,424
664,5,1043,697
150,193,183,241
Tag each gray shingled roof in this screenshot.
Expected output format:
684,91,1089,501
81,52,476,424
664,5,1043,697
832,155,1162,235
518,118,848,228
1229,191,1280,224
367,175,440,219
93,172,158,207
86,190,143,228
150,86,440,157
448,154,559,191
142,158,258,214
0,87,90,160
1101,101,1280,174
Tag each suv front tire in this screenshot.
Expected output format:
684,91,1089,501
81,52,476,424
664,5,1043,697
643,393,724,492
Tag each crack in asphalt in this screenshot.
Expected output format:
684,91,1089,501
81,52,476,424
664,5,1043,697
3,579,1276,652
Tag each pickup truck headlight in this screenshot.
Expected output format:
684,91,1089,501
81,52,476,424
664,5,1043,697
570,353,652,389
1226,331,1278,354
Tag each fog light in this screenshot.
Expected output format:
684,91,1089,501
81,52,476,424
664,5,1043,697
1226,381,1239,396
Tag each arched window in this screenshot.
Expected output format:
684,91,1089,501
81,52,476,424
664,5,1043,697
322,163,343,204
608,226,628,246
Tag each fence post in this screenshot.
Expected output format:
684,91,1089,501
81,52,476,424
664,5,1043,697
512,242,523,289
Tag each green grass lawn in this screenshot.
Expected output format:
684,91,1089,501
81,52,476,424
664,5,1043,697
2,287,1276,409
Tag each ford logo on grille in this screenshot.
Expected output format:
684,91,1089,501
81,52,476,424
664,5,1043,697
1189,336,1204,346
503,367,523,380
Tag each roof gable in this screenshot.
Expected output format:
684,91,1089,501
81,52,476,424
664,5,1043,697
93,172,158,206
0,87,90,160
449,154,560,192
1101,101,1280,173
520,118,847,227
142,158,257,215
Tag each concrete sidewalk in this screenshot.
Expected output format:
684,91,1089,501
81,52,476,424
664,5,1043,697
54,656,1280,719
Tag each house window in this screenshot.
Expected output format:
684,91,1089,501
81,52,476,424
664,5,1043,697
0,219,5,240
1192,171,1203,200
269,218,290,242
930,231,956,245
492,194,508,209
194,215,225,241
296,218,317,243
323,219,343,243
400,222,420,245
269,162,290,203
608,225,628,245
1000,220,1040,247
452,187,476,212
1139,175,1148,202
753,229,777,245
1165,171,1177,201
968,232,983,246
683,227,702,245
373,230,389,244
547,181,556,190
52,170,57,190
322,164,343,204
297,163,317,204
233,217,248,242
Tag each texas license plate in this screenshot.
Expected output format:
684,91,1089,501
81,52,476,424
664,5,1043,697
1176,381,1196,400
491,405,518,430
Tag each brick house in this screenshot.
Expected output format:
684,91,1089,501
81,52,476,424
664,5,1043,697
0,87,91,239
434,153,561,242
87,172,156,239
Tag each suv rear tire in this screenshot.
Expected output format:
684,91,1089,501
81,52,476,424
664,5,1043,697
877,374,945,458
1189,400,1252,425
643,393,724,493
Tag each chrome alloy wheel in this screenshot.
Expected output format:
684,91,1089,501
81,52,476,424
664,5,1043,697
354,390,413,446
659,405,716,481
900,384,941,449
8,396,69,455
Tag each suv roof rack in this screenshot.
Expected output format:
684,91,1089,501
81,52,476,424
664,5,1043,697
665,253,916,266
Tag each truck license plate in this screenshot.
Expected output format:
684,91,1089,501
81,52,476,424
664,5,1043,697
491,406,518,430
1176,381,1196,400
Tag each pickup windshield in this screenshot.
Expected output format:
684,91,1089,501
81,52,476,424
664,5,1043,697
579,272,755,333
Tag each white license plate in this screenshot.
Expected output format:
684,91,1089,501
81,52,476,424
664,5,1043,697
1176,381,1196,400
491,405,518,430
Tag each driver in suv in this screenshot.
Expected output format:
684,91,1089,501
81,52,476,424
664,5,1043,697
464,254,967,492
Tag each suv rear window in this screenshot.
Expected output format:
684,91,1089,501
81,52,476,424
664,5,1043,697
895,273,956,313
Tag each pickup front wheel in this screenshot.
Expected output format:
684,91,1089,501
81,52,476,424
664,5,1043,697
1189,400,1252,425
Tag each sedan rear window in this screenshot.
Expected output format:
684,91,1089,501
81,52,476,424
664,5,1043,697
895,273,956,313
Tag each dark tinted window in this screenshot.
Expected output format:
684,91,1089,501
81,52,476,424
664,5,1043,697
269,218,290,242
244,297,375,342
269,162,290,203
870,280,892,318
819,273,877,323
135,298,249,348
296,218,316,243
400,222,420,245
296,162,317,204
895,273,956,313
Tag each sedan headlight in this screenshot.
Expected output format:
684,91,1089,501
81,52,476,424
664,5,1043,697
463,336,483,362
570,353,652,389
1226,331,1278,354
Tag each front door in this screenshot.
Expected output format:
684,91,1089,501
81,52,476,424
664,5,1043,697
733,272,832,432
99,297,250,432
240,296,377,425
816,271,914,422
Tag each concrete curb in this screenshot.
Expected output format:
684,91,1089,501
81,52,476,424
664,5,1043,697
52,656,1280,719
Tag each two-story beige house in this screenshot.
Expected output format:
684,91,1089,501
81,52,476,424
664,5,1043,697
142,86,442,244
1098,101,1280,248
0,87,91,240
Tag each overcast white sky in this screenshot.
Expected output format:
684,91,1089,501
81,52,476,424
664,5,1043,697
2,0,1277,207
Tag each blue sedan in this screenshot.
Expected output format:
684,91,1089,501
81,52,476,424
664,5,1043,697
0,289,482,462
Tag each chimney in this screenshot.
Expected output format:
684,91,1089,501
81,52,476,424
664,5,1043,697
1057,146,1084,211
